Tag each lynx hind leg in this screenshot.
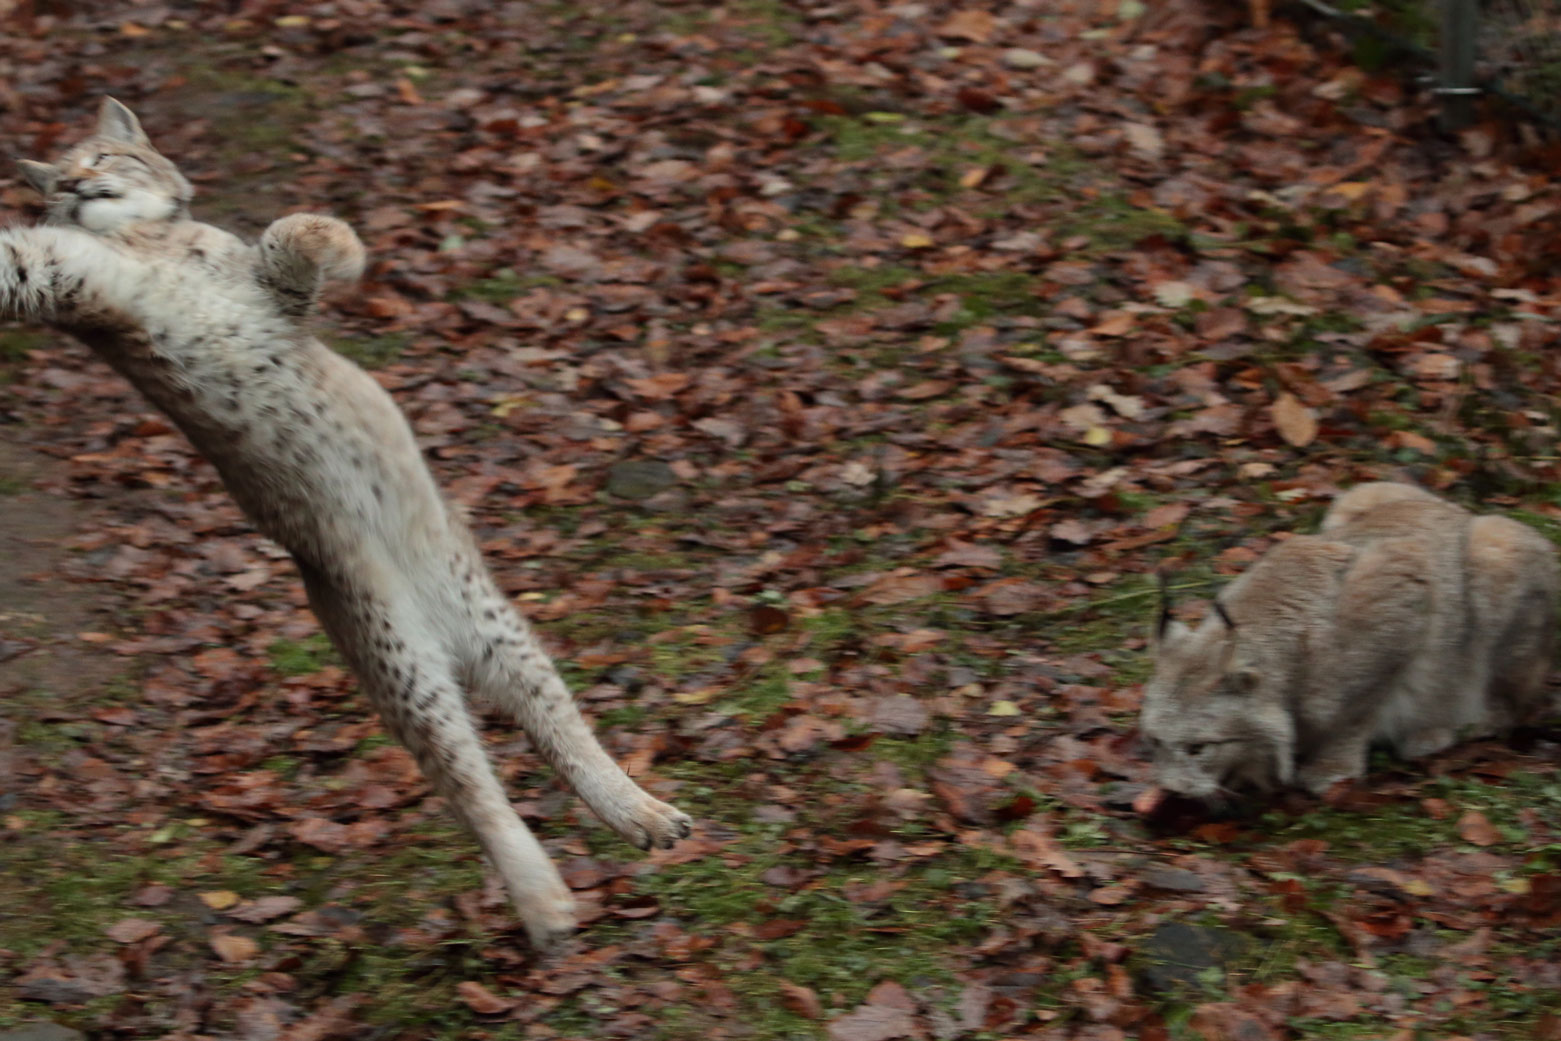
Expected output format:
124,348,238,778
303,578,576,948
1320,482,1440,533
461,581,693,851
1468,515,1559,720
258,213,366,316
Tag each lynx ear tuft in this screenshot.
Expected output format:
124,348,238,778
96,97,149,146
16,159,57,196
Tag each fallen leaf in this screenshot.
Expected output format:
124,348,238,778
1458,810,1500,847
1271,392,1318,448
457,980,516,1015
105,918,162,944
210,933,261,963
936,8,997,41
828,1002,916,1041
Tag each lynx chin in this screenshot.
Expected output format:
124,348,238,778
3,97,692,947
1141,482,1556,800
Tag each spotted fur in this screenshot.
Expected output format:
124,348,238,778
4,98,692,948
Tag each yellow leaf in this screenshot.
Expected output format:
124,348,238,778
673,687,721,705
1081,426,1112,447
1330,181,1370,201
900,232,935,250
199,890,241,910
1271,392,1318,448
1500,877,1531,895
274,14,310,26
1403,878,1435,897
490,395,531,418
988,700,1021,717
959,167,989,189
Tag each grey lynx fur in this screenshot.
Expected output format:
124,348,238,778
3,98,691,947
1142,482,1557,799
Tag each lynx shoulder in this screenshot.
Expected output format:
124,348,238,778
1140,482,1557,799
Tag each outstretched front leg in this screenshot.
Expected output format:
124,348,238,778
0,225,138,323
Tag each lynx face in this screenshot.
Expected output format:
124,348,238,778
1141,615,1278,799
18,98,191,233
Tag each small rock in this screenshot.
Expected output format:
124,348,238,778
1001,47,1052,70
0,1025,87,1041
1135,921,1246,994
605,460,677,501
1141,867,1206,893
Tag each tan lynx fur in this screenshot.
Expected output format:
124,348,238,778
3,98,692,947
1141,482,1557,798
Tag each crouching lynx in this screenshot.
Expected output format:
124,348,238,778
1142,482,1557,799
3,98,691,947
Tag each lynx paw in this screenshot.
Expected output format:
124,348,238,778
602,794,694,852
516,889,578,952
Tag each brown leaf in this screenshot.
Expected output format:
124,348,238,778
934,539,1002,570
456,980,516,1015
227,895,305,923
1458,809,1500,847
936,8,996,41
748,604,790,635
105,917,162,944
1271,392,1318,448
869,694,929,737
210,932,261,963
828,1002,917,1041
779,980,824,1020
1050,518,1094,546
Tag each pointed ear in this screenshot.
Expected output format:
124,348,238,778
16,159,57,195
97,97,149,145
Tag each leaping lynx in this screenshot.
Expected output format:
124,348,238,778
3,98,692,947
1141,482,1557,799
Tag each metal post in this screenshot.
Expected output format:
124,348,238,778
1439,0,1480,131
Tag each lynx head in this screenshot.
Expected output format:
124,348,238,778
17,97,192,233
1139,582,1285,799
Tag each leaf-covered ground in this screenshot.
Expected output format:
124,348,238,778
4,2,1561,1039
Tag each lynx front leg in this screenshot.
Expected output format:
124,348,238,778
0,226,133,321
1296,731,1371,795
470,613,693,852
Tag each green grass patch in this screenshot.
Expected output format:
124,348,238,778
329,332,412,369
267,633,340,676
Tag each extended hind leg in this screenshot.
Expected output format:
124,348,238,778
303,572,576,947
367,662,577,947
463,593,692,850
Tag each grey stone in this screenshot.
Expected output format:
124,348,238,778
1135,921,1245,994
606,460,677,501
0,1023,88,1041
1141,867,1206,893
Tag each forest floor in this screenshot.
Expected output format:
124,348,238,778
4,1,1561,1039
